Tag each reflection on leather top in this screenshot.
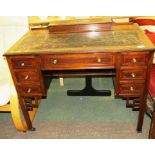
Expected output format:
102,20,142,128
5,24,155,55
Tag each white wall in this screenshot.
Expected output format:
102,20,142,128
0,16,28,55
0,16,28,80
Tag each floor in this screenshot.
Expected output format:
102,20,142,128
0,77,151,138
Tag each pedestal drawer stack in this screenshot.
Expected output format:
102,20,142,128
7,55,45,97
116,51,149,97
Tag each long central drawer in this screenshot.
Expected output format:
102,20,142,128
41,53,115,70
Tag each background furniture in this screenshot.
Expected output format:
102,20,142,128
132,17,155,138
0,57,10,108
0,56,29,131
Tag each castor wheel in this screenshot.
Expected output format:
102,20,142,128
31,127,36,131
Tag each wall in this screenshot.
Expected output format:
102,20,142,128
0,16,28,55
0,16,28,80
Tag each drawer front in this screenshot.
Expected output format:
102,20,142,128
119,83,144,95
120,69,146,80
14,70,40,83
41,53,115,70
120,52,149,66
18,85,42,96
10,57,37,69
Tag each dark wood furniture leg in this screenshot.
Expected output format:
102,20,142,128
19,97,34,131
67,76,111,96
149,111,155,138
148,100,155,138
137,96,147,132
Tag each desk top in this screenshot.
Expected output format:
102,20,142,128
4,23,155,56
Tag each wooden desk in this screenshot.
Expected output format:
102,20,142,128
4,21,155,133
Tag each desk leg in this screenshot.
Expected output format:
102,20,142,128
19,97,33,130
149,111,155,138
137,96,146,132
67,76,111,96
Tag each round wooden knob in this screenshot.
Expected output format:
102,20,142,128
53,59,58,64
130,86,134,92
24,75,29,80
27,88,31,93
21,62,25,66
132,58,137,63
131,73,135,78
97,58,101,63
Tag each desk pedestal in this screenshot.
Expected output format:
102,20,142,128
67,76,111,96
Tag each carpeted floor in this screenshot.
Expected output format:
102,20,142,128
0,120,150,138
0,77,151,138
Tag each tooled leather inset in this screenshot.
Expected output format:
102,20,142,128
11,31,142,52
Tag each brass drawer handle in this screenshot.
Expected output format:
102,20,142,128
131,73,136,78
24,75,29,80
53,59,58,64
27,88,31,93
130,86,134,92
97,58,101,63
132,58,137,63
21,62,25,66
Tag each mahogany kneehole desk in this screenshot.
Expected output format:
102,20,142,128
4,22,155,133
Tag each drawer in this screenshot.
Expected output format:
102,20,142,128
120,52,149,66
119,69,146,80
119,83,144,95
41,53,115,70
14,70,40,83
10,56,37,69
18,84,42,96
